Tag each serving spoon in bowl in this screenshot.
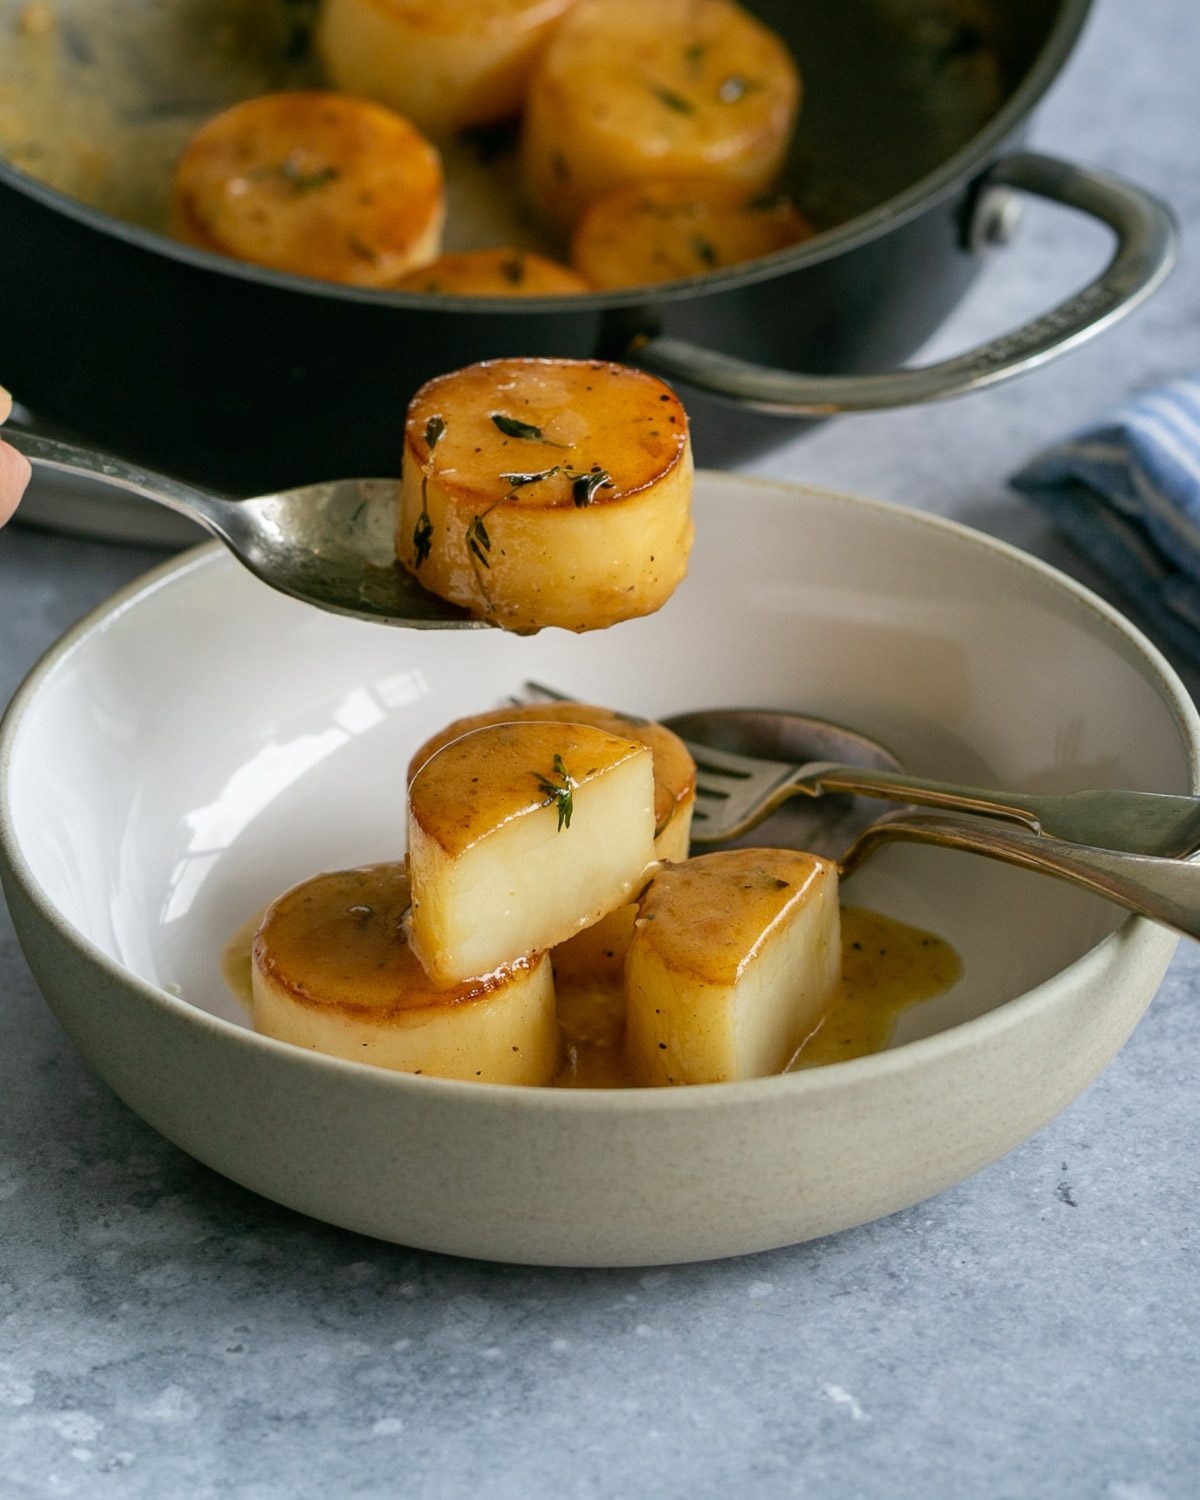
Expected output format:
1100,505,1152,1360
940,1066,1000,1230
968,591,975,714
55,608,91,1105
654,706,1200,942
10,430,486,629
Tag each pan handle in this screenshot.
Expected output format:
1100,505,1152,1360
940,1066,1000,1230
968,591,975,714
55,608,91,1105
627,151,1179,414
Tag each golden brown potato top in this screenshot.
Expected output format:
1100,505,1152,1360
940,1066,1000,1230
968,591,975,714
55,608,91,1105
364,0,574,35
409,720,649,856
172,91,443,285
404,357,689,510
253,863,539,1012
572,178,813,288
407,703,695,835
535,0,800,159
635,848,835,984
396,249,591,296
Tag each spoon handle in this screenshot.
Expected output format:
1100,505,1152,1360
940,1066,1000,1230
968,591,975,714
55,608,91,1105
803,763,1200,858
8,430,230,530
841,811,1200,942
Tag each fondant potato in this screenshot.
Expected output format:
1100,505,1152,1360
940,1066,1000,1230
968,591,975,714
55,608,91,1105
397,358,693,633
252,863,558,1083
407,721,656,984
520,0,801,228
171,91,444,286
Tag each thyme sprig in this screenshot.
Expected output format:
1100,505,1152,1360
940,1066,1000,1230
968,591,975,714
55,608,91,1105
411,414,445,568
533,753,576,832
650,83,695,114
256,155,341,194
466,458,614,568
496,463,615,507
466,513,491,567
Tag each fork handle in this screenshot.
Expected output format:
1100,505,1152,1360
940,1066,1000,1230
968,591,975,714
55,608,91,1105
805,763,1200,855
840,812,1200,942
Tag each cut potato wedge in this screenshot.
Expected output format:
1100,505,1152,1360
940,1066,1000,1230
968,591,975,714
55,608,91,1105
410,700,694,990
397,357,693,633
625,849,840,1085
171,91,444,287
395,248,590,296
252,863,559,1084
572,178,813,288
520,0,801,228
407,721,656,985
316,0,576,137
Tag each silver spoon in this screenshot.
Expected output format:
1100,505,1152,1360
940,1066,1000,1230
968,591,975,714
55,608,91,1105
10,431,487,629
657,708,1200,943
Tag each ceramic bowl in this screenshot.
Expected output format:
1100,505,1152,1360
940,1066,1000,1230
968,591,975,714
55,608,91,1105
3,472,1197,1266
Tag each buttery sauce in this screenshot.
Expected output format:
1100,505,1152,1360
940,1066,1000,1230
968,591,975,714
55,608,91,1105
222,898,960,1086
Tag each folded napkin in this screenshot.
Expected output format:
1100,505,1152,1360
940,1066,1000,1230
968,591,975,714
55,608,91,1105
1011,375,1200,661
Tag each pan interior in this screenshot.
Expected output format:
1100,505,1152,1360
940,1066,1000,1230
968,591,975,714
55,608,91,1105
0,0,1064,255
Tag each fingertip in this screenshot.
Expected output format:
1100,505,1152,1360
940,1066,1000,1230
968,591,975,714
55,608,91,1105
0,440,31,526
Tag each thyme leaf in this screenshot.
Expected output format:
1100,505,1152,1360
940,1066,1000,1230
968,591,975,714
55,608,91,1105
491,412,559,443
691,235,718,268
499,466,561,488
649,83,695,114
412,500,434,569
571,466,614,507
533,753,575,832
466,514,491,567
425,414,446,450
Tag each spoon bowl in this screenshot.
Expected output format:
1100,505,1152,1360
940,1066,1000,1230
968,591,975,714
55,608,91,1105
10,431,485,628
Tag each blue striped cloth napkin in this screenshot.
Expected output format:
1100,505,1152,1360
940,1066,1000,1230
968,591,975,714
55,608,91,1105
1011,375,1200,660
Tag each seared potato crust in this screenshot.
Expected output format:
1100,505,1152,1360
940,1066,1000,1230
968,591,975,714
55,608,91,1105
572,178,813,288
407,721,656,985
625,848,840,1085
316,0,577,136
397,358,694,633
520,0,801,228
252,863,559,1083
395,248,590,296
171,91,444,286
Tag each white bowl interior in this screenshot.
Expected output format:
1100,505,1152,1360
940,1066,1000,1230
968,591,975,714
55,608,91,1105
8,474,1196,1058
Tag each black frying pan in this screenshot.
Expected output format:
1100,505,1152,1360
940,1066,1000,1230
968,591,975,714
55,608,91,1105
0,0,1177,491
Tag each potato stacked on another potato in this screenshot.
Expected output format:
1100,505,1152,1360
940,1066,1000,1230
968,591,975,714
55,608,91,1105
407,721,657,985
520,0,802,230
396,357,694,633
171,91,445,287
251,702,845,1089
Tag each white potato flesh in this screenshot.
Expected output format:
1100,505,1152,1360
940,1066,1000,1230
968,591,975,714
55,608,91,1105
252,864,559,1084
520,0,801,228
316,0,577,137
171,91,444,287
626,849,840,1085
397,358,694,633
408,721,656,986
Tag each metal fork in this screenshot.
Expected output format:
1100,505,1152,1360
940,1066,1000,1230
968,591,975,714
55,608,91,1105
677,737,1200,857
518,685,1200,859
